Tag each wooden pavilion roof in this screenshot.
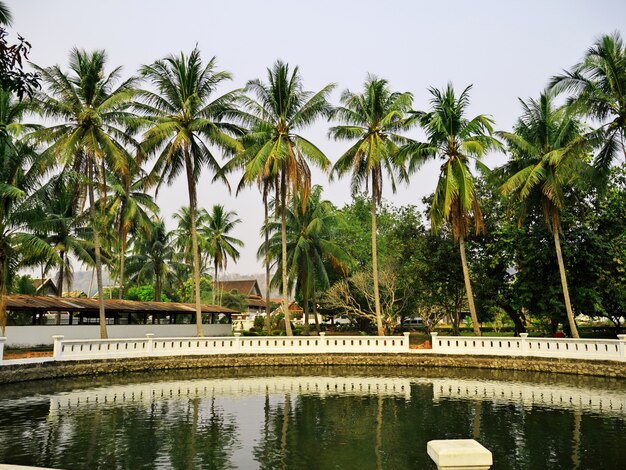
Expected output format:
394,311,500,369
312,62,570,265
4,294,237,315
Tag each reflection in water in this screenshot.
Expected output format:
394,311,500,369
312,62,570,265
0,367,624,469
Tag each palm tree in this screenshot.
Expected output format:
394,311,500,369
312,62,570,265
31,49,138,339
137,48,242,336
0,1,11,26
499,90,588,338
236,61,334,335
0,89,53,333
30,174,94,301
550,32,626,180
204,204,243,305
409,84,500,336
329,76,413,335
172,205,211,276
125,218,175,302
261,186,350,334
106,165,157,299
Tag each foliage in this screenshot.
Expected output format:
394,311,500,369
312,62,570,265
126,285,169,302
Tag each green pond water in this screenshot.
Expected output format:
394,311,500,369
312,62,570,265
0,366,624,469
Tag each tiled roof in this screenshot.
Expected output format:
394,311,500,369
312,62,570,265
217,279,261,296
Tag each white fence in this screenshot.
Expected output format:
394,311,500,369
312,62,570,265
430,333,626,362
2,323,233,347
1,332,625,364
48,332,411,361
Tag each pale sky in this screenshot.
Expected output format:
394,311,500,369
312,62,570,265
10,0,626,275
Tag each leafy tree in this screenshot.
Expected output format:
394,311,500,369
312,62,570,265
550,32,626,181
203,204,243,305
0,1,40,99
126,285,169,302
330,76,413,335
407,84,500,335
31,49,138,338
499,90,589,337
137,48,241,335
235,60,334,335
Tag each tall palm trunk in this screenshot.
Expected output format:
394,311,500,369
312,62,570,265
312,285,320,334
459,234,481,336
280,173,293,336
213,259,218,305
0,255,7,336
184,145,204,337
371,189,384,336
117,197,128,300
88,162,108,339
302,282,310,335
553,229,579,338
264,194,272,335
56,250,65,325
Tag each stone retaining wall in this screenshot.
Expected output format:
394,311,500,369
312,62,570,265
1,353,624,385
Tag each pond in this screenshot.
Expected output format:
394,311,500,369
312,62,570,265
0,366,624,469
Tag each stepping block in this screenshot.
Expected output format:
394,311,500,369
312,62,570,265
427,439,493,470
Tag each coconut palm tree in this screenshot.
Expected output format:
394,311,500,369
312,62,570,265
0,1,11,26
125,217,175,302
30,173,94,301
203,204,243,305
329,76,413,335
31,49,138,339
137,48,242,336
499,90,588,338
236,61,334,335
106,164,158,299
261,186,350,334
0,89,53,333
550,32,626,180
409,84,500,336
172,205,211,276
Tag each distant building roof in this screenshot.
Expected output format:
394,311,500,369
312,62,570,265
32,278,58,296
217,279,262,297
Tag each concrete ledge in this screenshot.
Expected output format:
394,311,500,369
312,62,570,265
428,439,492,469
1,353,625,385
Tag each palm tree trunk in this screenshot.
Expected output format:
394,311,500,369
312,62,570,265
459,234,481,336
56,251,65,325
213,259,218,305
303,282,310,335
280,173,293,336
371,192,384,336
118,226,127,300
264,194,272,335
88,162,108,339
184,146,204,337
0,255,7,336
312,285,320,335
553,229,579,338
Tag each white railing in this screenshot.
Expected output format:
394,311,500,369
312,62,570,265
50,332,411,361
2,333,625,364
430,333,626,362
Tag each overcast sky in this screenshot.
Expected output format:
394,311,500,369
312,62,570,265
10,0,626,275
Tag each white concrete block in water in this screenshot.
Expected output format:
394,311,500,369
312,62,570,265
427,439,492,470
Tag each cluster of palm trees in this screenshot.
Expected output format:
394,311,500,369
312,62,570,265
0,25,624,338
